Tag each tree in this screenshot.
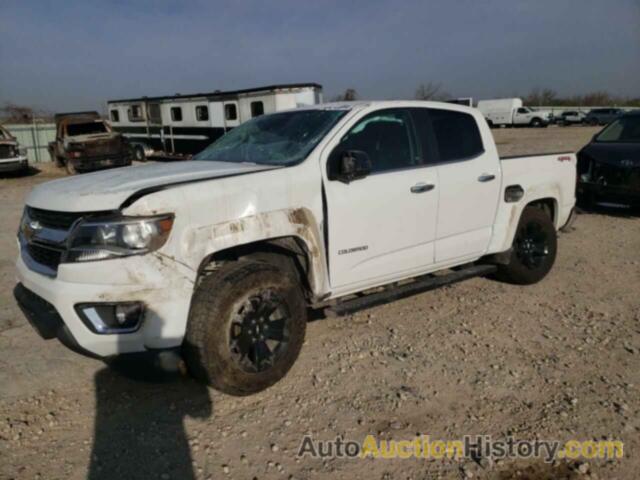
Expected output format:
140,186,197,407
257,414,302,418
415,82,451,101
332,88,358,102
1,102,35,123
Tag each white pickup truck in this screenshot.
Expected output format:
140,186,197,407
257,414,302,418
477,98,553,128
15,101,576,395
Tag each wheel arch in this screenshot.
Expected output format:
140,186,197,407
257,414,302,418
194,208,329,301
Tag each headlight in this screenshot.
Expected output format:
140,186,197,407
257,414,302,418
18,147,27,157
66,214,174,262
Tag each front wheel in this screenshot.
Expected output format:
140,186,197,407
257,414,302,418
496,206,557,285
184,260,307,395
530,118,543,128
65,159,79,175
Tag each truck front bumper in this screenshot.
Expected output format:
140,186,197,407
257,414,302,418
71,154,130,172
14,252,196,358
0,156,28,173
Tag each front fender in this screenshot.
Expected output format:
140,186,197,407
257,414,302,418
191,207,328,295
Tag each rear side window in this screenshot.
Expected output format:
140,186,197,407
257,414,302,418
428,109,483,162
110,110,120,122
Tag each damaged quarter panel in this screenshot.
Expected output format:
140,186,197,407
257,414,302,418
487,153,576,254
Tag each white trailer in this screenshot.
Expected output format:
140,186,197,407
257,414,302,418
107,83,323,158
477,97,552,128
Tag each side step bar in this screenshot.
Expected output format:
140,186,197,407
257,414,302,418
325,264,497,317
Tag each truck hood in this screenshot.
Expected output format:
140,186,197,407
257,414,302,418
27,161,279,212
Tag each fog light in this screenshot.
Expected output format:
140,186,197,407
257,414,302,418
75,302,144,334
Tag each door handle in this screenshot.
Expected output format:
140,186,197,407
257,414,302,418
410,182,435,193
478,173,496,182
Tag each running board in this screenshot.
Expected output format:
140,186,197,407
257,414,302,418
324,264,497,317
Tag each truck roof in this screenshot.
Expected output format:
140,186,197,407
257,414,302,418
54,111,100,122
296,100,478,115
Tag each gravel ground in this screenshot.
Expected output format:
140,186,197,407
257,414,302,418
1,126,639,480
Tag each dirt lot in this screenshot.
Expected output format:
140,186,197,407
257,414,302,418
1,126,639,480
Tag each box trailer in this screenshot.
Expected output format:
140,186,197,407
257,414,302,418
107,83,323,159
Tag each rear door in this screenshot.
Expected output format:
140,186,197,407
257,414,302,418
413,108,501,264
323,108,438,290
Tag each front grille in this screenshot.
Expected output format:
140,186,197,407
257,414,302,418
592,162,640,189
0,144,16,159
85,140,121,157
27,243,63,271
27,207,86,230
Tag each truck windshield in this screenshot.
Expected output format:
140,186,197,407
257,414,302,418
596,116,640,143
194,109,347,166
67,122,108,136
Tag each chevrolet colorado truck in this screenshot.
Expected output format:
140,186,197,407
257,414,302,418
48,111,131,175
0,124,29,174
15,101,576,395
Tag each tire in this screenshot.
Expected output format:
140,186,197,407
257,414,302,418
530,118,542,128
183,260,307,395
496,206,557,285
65,159,78,175
133,145,146,162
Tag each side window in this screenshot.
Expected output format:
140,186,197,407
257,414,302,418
171,106,183,122
110,109,120,122
195,105,209,121
428,109,484,162
338,109,415,173
225,104,237,121
517,108,527,114
251,101,264,117
128,104,144,122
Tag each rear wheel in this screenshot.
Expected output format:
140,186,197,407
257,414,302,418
184,260,307,395
496,206,557,285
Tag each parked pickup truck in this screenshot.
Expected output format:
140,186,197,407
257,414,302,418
15,101,576,395
0,124,29,174
48,111,131,174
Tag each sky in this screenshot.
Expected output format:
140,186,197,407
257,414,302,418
1,0,639,112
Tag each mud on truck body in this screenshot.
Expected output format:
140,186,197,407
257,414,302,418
48,111,131,174
17,101,576,395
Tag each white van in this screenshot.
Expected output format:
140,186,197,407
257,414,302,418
477,98,552,128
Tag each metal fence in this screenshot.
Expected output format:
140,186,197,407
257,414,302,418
4,122,55,163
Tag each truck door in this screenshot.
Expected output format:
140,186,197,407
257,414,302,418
514,107,529,125
323,108,438,291
423,108,501,263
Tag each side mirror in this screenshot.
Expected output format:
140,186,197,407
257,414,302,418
328,150,371,183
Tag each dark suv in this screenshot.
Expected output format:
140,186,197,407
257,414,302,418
577,111,640,209
584,108,624,126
